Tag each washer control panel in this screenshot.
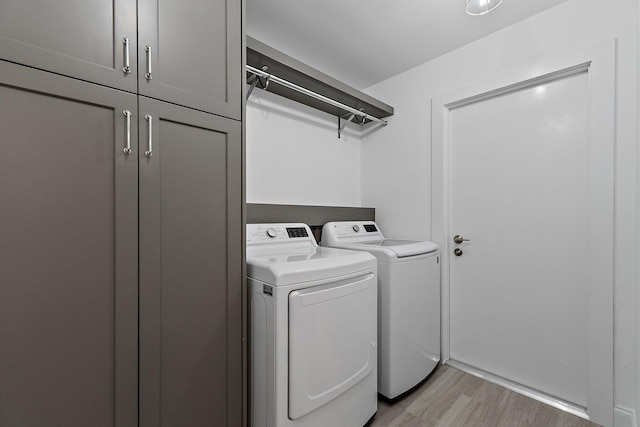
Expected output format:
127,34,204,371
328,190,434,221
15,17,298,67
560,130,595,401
326,222,381,236
322,221,384,245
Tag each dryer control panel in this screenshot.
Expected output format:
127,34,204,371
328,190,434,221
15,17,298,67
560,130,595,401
363,224,378,233
247,223,317,246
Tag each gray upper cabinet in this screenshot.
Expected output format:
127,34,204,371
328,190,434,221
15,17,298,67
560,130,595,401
0,0,242,120
0,0,137,93
138,0,242,120
0,61,139,427
138,96,243,427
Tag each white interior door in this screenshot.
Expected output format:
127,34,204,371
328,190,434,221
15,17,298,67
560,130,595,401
451,72,590,405
432,41,615,426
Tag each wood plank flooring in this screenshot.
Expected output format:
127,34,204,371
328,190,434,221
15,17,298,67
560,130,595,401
368,364,601,427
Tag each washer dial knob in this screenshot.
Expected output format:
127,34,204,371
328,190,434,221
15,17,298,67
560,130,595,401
266,228,277,238
352,225,360,232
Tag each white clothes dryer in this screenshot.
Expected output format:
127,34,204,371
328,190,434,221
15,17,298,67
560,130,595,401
321,221,440,399
247,223,378,427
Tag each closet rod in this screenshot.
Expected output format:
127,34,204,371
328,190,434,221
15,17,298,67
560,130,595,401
246,65,388,126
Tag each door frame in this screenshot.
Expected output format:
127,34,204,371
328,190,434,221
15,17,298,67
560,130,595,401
431,39,616,426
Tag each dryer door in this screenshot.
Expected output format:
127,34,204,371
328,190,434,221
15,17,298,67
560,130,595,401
288,272,376,420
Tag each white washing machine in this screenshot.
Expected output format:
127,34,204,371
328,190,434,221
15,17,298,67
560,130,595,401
321,221,440,399
247,223,378,427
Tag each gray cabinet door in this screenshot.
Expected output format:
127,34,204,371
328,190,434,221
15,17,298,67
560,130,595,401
137,0,242,120
0,0,137,93
138,96,243,427
0,61,138,427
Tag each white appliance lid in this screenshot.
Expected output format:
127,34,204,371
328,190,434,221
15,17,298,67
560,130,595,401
247,246,376,286
321,221,439,259
359,239,439,258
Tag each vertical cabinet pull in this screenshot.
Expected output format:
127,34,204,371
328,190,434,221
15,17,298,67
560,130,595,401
144,115,153,157
123,110,132,154
145,45,153,80
122,37,131,74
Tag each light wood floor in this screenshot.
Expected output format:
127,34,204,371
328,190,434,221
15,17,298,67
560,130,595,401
368,364,601,427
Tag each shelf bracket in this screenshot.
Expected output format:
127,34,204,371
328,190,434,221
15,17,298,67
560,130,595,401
338,109,365,139
246,66,269,101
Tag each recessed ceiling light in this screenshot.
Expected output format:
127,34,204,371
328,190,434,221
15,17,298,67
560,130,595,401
466,0,504,15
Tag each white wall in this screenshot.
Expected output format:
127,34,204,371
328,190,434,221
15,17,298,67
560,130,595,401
362,0,637,422
246,87,362,206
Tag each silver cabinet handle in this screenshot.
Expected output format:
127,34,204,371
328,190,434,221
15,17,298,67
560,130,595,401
144,114,153,157
123,110,132,154
122,37,131,74
145,45,153,80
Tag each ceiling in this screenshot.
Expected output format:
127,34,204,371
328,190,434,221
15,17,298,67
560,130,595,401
246,0,568,89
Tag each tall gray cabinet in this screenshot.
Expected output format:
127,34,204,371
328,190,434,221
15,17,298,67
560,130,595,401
0,2,244,427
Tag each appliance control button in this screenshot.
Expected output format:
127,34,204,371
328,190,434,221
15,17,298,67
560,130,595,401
266,228,277,238
352,225,360,232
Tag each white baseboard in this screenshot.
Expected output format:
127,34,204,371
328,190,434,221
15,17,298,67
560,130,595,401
445,359,636,427
445,360,589,419
614,406,636,427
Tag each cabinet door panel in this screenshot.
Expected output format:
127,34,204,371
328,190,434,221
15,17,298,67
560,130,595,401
0,0,137,92
138,0,242,119
0,61,138,427
139,97,242,427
